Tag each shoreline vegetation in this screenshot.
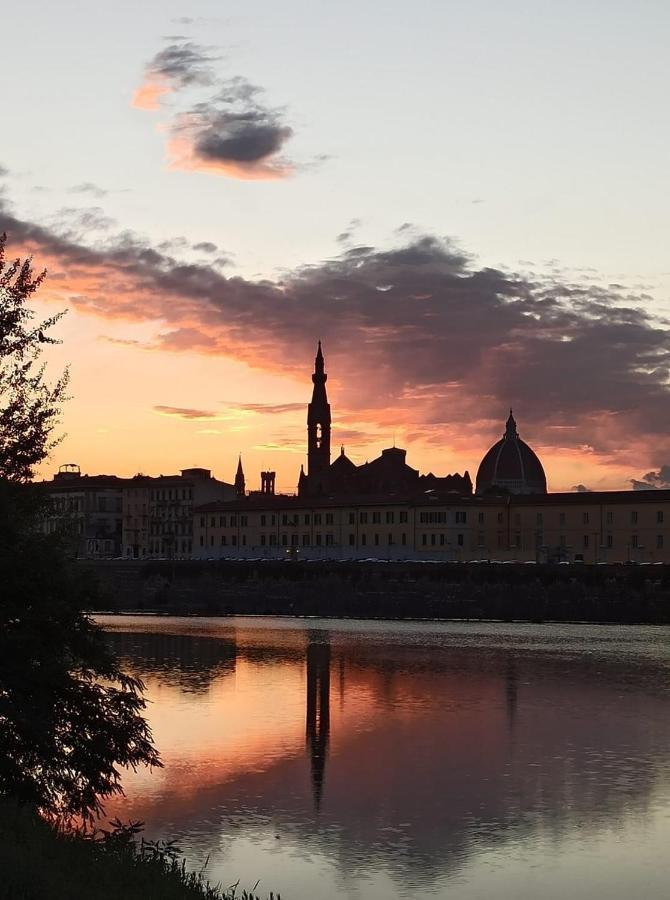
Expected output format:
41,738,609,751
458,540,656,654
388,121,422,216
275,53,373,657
0,800,279,900
87,558,670,625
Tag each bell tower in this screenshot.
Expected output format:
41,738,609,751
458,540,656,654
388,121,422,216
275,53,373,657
307,341,331,479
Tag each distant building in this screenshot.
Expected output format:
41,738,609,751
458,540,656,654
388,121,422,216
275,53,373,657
476,410,547,495
122,467,234,559
298,343,472,498
42,464,125,558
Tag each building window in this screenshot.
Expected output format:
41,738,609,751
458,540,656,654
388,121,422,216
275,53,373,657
606,511,613,525
457,533,464,547
349,512,355,525
242,535,247,546
497,512,504,524
304,514,310,525
231,515,237,526
219,516,225,527
316,533,322,546
657,534,664,549
314,513,322,525
360,512,368,524
422,534,427,546
261,515,266,526
241,515,248,526
386,511,394,524
269,534,276,546
439,533,445,546
361,534,367,546
374,534,380,546
281,534,288,546
388,533,393,545
271,515,276,526
372,511,381,524
231,535,237,546
291,535,299,546
200,516,205,527
658,511,664,524
325,513,333,525
260,534,266,546
631,534,639,549
607,534,613,548
430,534,436,546
199,535,204,546
583,512,590,525
478,512,485,524
282,514,288,526
401,533,407,545
631,511,638,525
400,511,408,524
536,513,543,526
221,535,227,545
210,517,216,527
456,511,467,524
478,532,485,547
303,534,309,546
326,533,334,546
583,534,589,548
349,533,355,546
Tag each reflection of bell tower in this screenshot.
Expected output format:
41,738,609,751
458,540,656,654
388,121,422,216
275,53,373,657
306,635,331,811
307,341,331,483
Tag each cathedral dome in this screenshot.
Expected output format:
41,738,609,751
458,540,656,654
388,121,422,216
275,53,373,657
475,411,547,495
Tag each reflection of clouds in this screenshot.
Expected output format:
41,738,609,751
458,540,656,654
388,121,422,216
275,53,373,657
103,620,670,892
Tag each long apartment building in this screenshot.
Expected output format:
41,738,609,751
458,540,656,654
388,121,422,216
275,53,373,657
193,489,670,564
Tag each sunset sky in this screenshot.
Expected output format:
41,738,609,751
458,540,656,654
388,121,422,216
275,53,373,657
2,0,670,492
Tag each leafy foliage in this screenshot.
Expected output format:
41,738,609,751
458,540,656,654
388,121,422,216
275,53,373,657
0,231,69,482
0,234,161,822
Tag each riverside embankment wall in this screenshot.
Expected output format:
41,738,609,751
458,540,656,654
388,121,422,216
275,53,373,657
84,559,670,623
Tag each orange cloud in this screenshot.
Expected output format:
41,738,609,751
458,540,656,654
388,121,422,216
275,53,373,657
131,77,171,111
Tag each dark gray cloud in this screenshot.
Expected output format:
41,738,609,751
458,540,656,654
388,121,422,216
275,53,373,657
193,241,218,253
174,77,294,177
145,41,218,89
632,466,670,490
3,191,670,474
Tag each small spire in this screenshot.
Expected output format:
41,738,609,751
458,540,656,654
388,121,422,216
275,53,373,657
340,445,345,456
505,409,518,438
234,454,245,496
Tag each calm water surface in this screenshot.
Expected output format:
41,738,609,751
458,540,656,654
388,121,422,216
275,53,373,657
97,616,670,899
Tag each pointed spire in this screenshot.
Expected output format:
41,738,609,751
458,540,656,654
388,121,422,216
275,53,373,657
340,445,345,456
505,409,518,438
234,454,245,496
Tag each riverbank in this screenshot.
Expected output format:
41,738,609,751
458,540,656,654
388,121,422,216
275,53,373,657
84,559,670,624
0,800,276,900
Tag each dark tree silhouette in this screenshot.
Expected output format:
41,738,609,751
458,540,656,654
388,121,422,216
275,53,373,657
0,234,161,822
0,232,69,482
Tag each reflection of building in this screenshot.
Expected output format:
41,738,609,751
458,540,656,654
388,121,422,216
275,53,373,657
306,635,331,810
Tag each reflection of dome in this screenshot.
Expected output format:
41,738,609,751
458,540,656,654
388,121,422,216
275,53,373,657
476,411,547,495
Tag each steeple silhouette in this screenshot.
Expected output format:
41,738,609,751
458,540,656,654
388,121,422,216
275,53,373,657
505,409,518,438
305,635,331,811
234,455,245,497
307,341,331,480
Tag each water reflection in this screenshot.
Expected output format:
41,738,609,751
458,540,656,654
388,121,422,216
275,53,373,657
97,618,670,900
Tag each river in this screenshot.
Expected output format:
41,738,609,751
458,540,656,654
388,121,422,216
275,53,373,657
97,615,670,899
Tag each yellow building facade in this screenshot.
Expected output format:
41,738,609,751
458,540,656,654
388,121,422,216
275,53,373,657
193,490,670,564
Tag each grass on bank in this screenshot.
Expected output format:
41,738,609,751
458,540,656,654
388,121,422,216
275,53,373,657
0,799,279,900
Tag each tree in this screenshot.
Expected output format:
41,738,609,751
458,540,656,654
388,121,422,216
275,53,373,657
0,233,161,822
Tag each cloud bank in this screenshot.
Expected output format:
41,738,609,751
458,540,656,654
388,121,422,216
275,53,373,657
3,192,670,480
